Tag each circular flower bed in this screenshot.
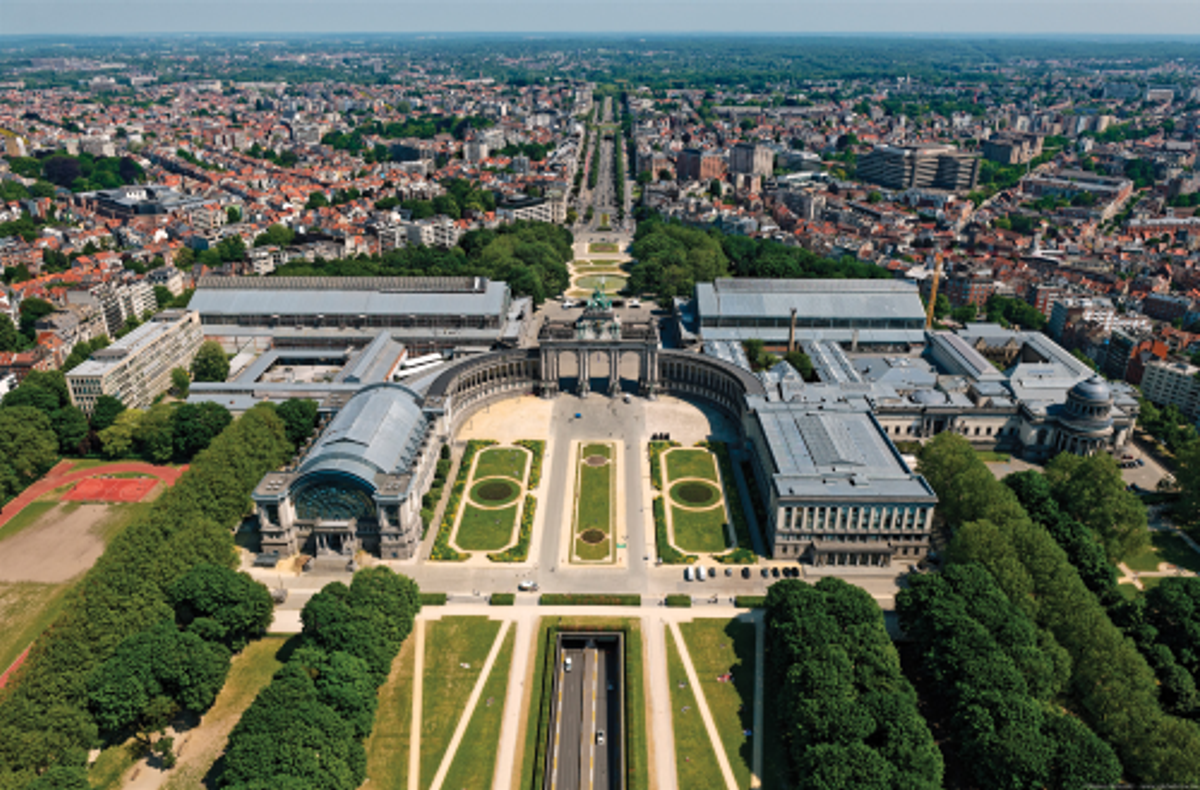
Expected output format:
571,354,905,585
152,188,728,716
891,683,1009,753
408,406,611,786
579,528,607,544
671,480,721,507
471,478,520,506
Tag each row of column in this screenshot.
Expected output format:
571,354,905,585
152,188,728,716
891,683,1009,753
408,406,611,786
539,347,660,399
1054,431,1108,456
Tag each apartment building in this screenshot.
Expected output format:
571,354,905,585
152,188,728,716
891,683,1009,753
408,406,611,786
856,145,980,192
66,310,204,414
676,148,726,182
730,142,774,177
404,217,462,249
982,133,1044,165
1048,297,1151,341
1142,360,1200,420
97,281,157,337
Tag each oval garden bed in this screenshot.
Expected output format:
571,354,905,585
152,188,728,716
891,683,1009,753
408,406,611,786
470,477,521,507
670,480,721,508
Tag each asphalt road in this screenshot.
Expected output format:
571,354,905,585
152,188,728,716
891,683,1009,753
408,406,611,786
550,639,619,790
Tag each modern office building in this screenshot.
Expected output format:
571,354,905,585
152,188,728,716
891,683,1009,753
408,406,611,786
66,310,203,414
856,145,980,192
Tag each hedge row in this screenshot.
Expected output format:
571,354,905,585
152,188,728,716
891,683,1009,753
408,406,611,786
664,594,691,608
539,594,641,606
647,440,679,491
734,596,766,609
898,563,1122,788
765,578,943,789
0,404,294,785
918,433,1200,783
219,568,420,790
652,496,696,565
489,495,536,563
419,592,447,606
431,439,496,561
420,445,453,539
703,441,757,562
490,593,516,606
515,439,545,489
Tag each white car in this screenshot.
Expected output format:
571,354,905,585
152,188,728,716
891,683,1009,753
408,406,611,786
564,656,573,672
518,579,538,591
596,730,606,746
628,299,641,308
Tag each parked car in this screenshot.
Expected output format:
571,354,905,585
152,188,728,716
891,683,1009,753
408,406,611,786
724,568,733,577
771,567,781,578
518,579,538,591
761,568,770,578
741,567,751,579
684,566,694,582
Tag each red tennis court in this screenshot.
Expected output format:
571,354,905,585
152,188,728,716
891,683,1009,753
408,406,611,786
62,476,158,503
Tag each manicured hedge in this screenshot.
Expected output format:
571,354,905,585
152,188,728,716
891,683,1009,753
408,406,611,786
431,439,496,561
490,593,515,606
419,592,447,606
703,441,757,562
218,568,420,790
647,440,679,490
653,496,696,565
0,404,293,785
539,594,641,606
515,439,545,489
664,594,692,608
489,495,536,563
734,596,766,608
739,459,772,557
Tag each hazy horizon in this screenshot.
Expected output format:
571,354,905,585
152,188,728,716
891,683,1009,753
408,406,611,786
4,1,1200,37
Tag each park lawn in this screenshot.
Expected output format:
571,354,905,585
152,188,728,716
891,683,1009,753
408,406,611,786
420,616,503,790
667,628,724,788
575,535,612,562
521,617,647,790
590,242,619,253
679,619,787,790
582,442,612,459
974,449,1012,463
1141,576,1169,593
474,447,528,482
440,627,516,789
1118,582,1140,600
456,503,519,551
672,505,731,554
1125,532,1200,574
162,636,294,790
576,457,611,535
363,633,419,790
0,581,74,678
666,449,719,483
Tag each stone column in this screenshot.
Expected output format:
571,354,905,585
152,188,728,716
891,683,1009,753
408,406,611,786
609,349,621,396
578,349,591,397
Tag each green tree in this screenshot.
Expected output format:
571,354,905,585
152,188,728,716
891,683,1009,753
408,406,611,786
0,314,22,352
1177,442,1200,532
168,563,273,651
171,402,232,461
276,398,319,449
254,224,296,248
171,367,191,398
51,406,90,455
98,408,144,459
192,341,230,383
174,246,196,271
226,206,241,224
1045,453,1149,561
90,394,125,431
785,350,817,382
305,191,329,209
134,404,175,464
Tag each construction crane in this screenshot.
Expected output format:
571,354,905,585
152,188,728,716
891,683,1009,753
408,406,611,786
924,251,944,329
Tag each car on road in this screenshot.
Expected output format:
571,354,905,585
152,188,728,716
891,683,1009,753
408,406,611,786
596,730,605,746
564,657,573,672
628,299,641,308
518,580,538,591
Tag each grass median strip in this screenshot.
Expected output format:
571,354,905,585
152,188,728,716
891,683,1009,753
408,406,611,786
440,627,516,789
420,616,503,789
666,627,724,788
362,634,418,790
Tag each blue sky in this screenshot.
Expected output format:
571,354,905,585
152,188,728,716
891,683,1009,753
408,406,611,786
3,1,1199,36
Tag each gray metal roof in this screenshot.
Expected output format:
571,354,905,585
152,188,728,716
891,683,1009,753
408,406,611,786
190,277,510,318
752,402,936,501
695,278,925,322
297,383,429,488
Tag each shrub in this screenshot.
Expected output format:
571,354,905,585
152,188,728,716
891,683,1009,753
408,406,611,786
490,593,515,606
734,595,766,608
419,592,447,606
489,495,536,562
515,439,545,488
653,496,696,565
431,439,495,561
703,441,757,560
664,594,691,608
647,440,679,490
716,547,756,565
539,594,640,606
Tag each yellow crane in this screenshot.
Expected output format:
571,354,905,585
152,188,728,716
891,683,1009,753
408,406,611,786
924,252,943,329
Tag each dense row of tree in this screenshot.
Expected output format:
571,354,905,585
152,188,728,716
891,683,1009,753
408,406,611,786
219,567,420,790
898,563,1122,788
1006,471,1200,719
916,432,1200,783
764,577,942,790
0,404,295,787
7,152,144,193
274,220,572,304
